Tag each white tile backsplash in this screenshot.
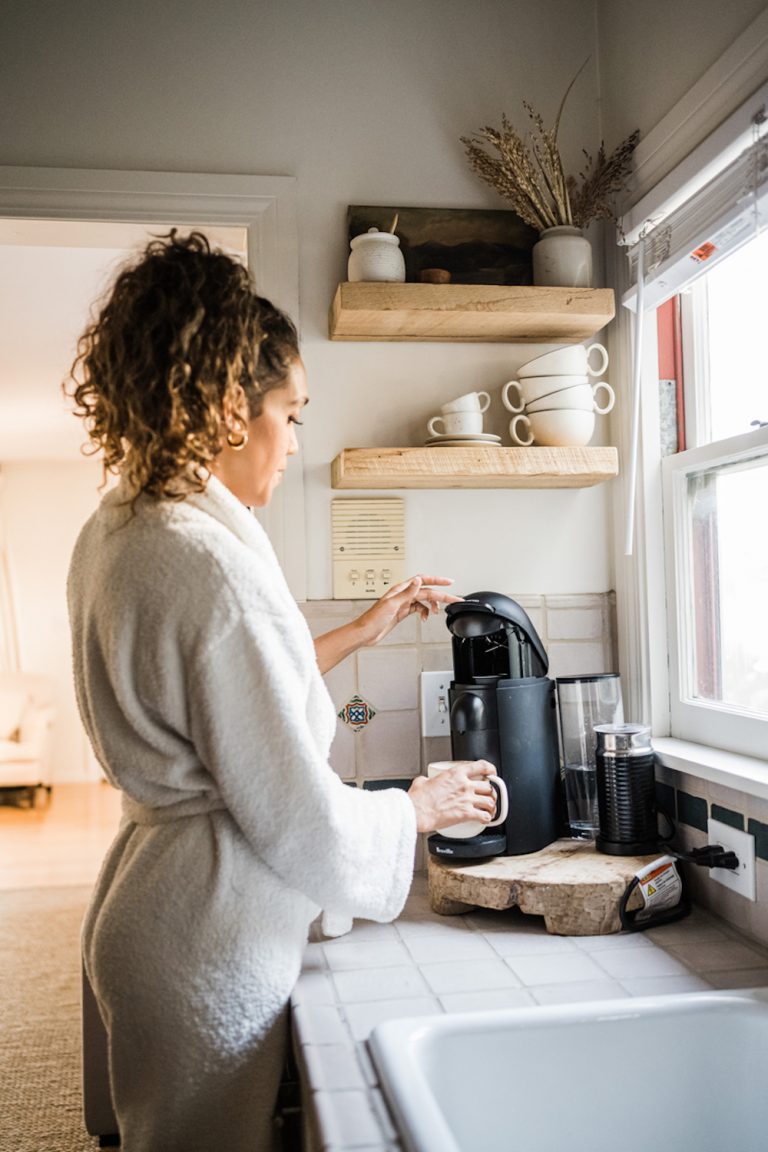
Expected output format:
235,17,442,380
547,641,608,678
358,647,419,711
357,710,420,777
546,606,605,641
304,591,618,789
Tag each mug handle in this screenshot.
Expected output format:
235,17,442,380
427,415,445,437
502,381,524,414
591,381,615,415
586,343,609,377
477,390,491,413
509,414,534,446
487,776,509,827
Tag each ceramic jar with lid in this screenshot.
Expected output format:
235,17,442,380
348,228,406,282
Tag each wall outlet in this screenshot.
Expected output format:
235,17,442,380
707,818,756,901
420,671,452,738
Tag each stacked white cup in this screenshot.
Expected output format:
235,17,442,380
427,390,491,439
503,343,614,447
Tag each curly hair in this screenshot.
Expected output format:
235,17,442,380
65,230,299,500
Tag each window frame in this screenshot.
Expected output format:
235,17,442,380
610,11,768,788
662,422,768,759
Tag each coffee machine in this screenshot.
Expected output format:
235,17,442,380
427,591,561,860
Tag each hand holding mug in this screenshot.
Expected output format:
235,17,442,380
407,760,508,836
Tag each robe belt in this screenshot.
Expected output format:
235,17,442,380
122,794,228,825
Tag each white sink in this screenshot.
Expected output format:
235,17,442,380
368,988,768,1152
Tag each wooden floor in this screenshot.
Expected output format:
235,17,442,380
0,781,122,890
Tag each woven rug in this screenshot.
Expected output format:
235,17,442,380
0,885,97,1152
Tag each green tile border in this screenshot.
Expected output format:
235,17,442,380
677,789,708,832
711,804,744,831
747,818,768,862
362,778,412,792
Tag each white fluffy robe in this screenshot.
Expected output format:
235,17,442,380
67,477,416,1152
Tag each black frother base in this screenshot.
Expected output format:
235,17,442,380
427,830,507,860
596,835,661,857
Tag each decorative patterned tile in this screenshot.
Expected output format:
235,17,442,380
337,695,376,732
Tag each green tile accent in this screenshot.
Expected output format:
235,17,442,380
362,778,412,792
677,789,708,832
655,782,676,821
747,818,768,862
711,804,744,831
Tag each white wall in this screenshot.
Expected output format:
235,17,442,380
0,461,105,781
597,0,768,149
0,0,609,599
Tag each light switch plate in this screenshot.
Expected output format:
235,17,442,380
420,671,452,738
707,818,756,901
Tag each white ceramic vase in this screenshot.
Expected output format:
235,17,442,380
532,225,593,288
348,228,406,282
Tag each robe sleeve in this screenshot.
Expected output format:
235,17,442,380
187,602,416,925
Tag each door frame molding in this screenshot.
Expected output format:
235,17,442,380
0,166,305,597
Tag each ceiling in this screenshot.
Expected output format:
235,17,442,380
0,220,248,462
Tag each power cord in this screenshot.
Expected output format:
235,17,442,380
657,806,740,871
619,806,740,932
665,843,740,870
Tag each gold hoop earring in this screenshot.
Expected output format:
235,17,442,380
226,417,248,451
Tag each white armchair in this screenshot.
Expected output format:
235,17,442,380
0,673,56,806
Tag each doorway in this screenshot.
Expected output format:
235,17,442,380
0,166,302,785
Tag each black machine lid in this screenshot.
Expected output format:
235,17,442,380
445,591,549,675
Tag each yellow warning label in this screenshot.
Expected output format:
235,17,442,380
647,884,656,896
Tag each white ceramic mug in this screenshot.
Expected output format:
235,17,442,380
509,409,595,447
526,380,615,415
518,342,609,379
427,761,509,839
502,374,590,414
428,410,483,437
441,390,491,415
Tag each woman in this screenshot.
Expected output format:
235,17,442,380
66,231,496,1152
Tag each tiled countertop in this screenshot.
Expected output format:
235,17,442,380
290,872,768,1152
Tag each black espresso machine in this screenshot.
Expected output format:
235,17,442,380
427,592,561,860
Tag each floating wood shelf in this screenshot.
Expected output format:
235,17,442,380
331,446,619,489
329,282,615,342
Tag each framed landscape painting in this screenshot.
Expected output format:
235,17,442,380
347,205,537,285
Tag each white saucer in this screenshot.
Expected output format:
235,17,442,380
425,432,501,446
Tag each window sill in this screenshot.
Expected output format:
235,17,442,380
653,737,768,801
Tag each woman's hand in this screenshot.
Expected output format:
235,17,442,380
314,575,461,674
407,761,498,834
354,575,462,646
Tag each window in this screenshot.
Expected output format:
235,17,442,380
661,227,768,759
613,18,768,774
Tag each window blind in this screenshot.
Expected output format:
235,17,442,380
622,83,768,312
